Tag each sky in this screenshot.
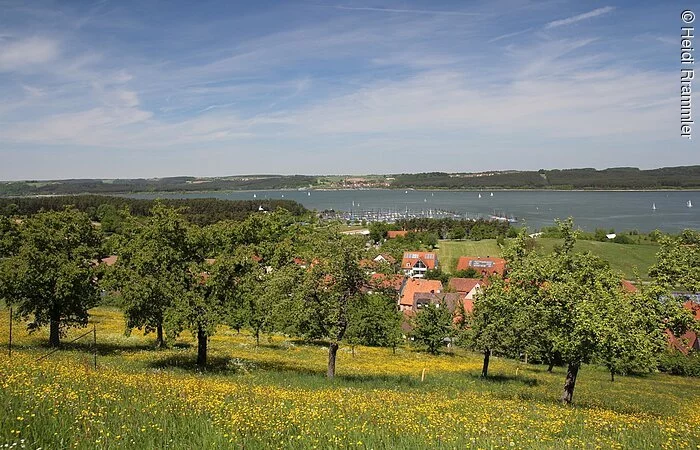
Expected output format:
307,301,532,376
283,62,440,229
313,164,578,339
0,0,697,180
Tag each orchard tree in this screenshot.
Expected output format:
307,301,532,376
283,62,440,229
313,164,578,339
110,203,195,348
346,292,403,351
293,231,366,378
0,208,101,346
412,301,453,355
0,215,20,258
649,229,700,292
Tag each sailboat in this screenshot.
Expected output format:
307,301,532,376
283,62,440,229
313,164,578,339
253,194,256,198
652,203,656,211
478,193,482,199
307,192,311,196
424,198,427,202
490,192,493,197
688,200,693,208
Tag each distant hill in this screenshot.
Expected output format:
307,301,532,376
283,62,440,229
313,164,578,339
1,166,699,196
390,166,700,190
0,175,317,196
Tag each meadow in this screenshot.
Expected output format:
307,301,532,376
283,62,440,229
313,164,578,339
437,239,659,279
1,306,698,449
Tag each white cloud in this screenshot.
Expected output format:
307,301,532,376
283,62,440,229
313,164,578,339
545,6,615,29
0,37,60,71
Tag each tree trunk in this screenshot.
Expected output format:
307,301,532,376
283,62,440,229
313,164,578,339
351,345,355,357
155,323,164,349
547,360,555,372
610,370,615,382
561,362,580,405
255,329,260,348
327,342,339,378
481,348,490,378
49,312,61,348
197,327,207,367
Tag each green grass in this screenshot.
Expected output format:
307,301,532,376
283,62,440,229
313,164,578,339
1,306,698,449
437,238,659,279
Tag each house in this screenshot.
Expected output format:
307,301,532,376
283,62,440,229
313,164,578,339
456,256,506,277
398,278,443,312
387,230,409,239
448,278,483,299
401,252,438,278
413,292,464,312
373,253,396,265
668,300,700,354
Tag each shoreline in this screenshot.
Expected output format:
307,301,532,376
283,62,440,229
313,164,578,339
3,187,700,199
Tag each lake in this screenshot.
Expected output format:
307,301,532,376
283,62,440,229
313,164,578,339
126,189,700,232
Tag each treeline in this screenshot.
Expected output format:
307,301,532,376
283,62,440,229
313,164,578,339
0,175,316,196
0,195,308,226
391,166,700,189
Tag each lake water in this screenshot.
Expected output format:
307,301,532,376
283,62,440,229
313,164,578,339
126,190,700,232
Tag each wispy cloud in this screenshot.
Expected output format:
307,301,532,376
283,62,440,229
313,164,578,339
545,6,614,29
488,28,534,43
328,5,479,17
0,37,60,72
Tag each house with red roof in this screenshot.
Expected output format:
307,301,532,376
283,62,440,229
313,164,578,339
398,278,443,312
456,256,506,277
401,251,438,278
668,300,700,354
387,230,409,239
448,277,483,299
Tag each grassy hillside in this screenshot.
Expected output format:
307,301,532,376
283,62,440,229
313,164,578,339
437,239,659,279
1,306,697,449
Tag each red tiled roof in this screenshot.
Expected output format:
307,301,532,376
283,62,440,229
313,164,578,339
92,255,118,267
401,251,438,271
399,278,442,306
456,256,506,276
387,230,409,239
448,278,482,294
667,301,700,354
369,273,405,292
621,280,638,293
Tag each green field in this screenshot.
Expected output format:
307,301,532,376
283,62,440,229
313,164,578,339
437,239,660,279
1,306,698,449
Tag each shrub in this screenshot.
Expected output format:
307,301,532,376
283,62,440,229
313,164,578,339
657,350,700,377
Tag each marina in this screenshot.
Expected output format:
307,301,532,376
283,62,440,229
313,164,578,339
126,189,700,232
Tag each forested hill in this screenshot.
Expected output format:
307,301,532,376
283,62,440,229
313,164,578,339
0,175,316,196
390,166,700,189
2,166,700,195
0,195,308,225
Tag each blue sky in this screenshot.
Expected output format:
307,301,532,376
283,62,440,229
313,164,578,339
0,0,696,179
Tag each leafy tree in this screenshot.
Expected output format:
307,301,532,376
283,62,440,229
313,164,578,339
649,229,700,292
0,216,20,257
453,268,480,279
423,268,449,283
369,222,390,243
291,230,366,378
346,292,403,349
0,209,102,346
469,275,521,377
412,301,453,355
110,203,195,348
